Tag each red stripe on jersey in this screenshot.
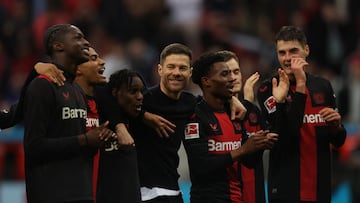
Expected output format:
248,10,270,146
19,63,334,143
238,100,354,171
300,88,327,201
212,112,243,202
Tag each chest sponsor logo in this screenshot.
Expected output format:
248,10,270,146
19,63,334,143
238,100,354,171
208,139,241,152
86,118,99,128
303,113,325,124
264,96,276,113
62,107,87,120
185,123,199,140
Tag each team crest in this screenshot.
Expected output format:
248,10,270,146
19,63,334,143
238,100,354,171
313,93,325,104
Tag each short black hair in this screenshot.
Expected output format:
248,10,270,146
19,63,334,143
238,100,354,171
159,43,192,65
216,50,239,63
192,52,225,88
43,24,73,56
275,25,307,47
108,69,146,92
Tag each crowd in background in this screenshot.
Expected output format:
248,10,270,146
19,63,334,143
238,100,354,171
0,0,360,199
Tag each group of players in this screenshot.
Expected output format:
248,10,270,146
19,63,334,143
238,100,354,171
0,24,346,203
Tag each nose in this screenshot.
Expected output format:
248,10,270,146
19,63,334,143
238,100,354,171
99,57,105,66
172,67,181,76
136,91,144,100
83,38,90,47
228,72,236,82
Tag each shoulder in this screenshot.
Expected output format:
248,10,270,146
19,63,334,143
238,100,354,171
258,76,274,94
306,74,332,88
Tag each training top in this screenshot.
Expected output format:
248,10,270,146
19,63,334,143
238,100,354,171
131,85,196,191
257,73,346,203
94,85,141,203
23,65,93,203
183,99,258,203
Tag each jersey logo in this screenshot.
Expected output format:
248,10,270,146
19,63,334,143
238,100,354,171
209,123,218,131
264,96,276,113
232,122,242,131
62,92,70,100
185,123,199,140
259,86,268,92
248,112,258,123
312,93,324,104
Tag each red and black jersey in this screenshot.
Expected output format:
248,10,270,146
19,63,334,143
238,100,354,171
183,99,255,203
241,100,266,203
257,73,346,203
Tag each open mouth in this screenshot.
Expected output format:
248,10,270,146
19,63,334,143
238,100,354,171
98,67,105,75
135,104,142,111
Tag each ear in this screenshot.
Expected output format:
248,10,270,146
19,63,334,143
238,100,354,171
53,42,64,52
157,64,162,75
304,44,310,57
201,76,210,87
111,88,117,97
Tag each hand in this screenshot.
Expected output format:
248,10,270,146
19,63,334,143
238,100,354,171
319,107,342,128
291,57,307,84
272,69,289,103
34,62,65,86
230,96,247,120
86,121,116,146
242,130,278,153
143,112,176,138
243,72,260,102
115,123,135,146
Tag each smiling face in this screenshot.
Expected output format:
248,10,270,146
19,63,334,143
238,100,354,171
77,47,107,86
276,40,309,81
158,54,192,99
226,58,242,94
113,76,144,118
205,61,235,100
60,25,90,66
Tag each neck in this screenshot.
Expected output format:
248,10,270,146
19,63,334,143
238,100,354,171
52,57,78,76
75,79,94,96
203,92,226,110
160,84,181,100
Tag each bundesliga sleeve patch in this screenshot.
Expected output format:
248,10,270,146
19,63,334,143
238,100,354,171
264,96,277,113
184,123,199,140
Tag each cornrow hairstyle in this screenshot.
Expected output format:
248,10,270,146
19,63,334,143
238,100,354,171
108,69,146,93
216,50,239,63
43,24,72,57
275,25,308,47
159,43,192,65
192,52,225,89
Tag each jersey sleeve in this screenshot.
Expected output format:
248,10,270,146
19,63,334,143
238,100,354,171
23,78,82,162
257,78,306,135
0,102,21,129
0,68,40,130
324,79,346,147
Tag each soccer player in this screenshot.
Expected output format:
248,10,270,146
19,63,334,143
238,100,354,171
183,51,278,203
257,25,347,203
217,50,266,203
22,24,112,203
